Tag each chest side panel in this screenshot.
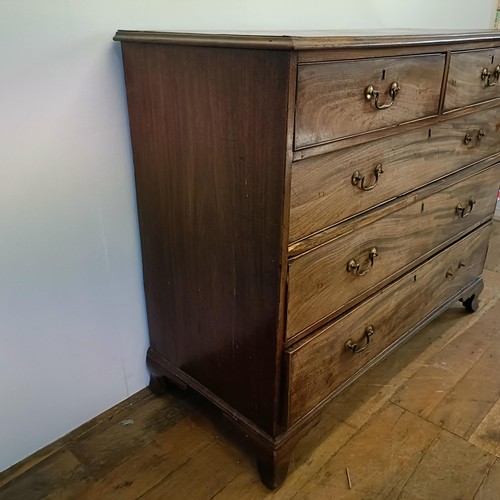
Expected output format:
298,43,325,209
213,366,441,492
121,43,291,433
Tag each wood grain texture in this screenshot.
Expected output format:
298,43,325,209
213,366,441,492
486,212,500,272
469,399,500,456
295,403,440,499
0,390,151,490
140,440,244,500
285,224,491,425
80,414,216,500
2,220,500,496
290,106,500,242
0,450,93,500
294,97,500,161
426,343,500,439
298,40,500,63
295,54,444,149
444,48,500,111
115,31,500,487
68,392,195,479
288,160,497,257
398,431,494,499
475,459,500,499
390,294,500,420
114,29,500,51
121,43,290,434
287,164,500,339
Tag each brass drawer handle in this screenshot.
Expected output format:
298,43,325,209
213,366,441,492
481,66,500,87
365,82,400,110
464,130,486,146
456,197,476,218
347,247,378,276
446,260,467,278
352,163,384,191
345,325,375,354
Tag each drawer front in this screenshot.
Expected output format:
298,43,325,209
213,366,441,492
444,48,500,112
290,106,500,243
286,224,492,425
295,54,444,149
286,164,500,339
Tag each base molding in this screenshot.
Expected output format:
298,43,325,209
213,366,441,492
146,275,485,489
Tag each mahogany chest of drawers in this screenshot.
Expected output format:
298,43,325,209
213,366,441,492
114,30,500,488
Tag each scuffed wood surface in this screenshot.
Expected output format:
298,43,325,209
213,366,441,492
122,43,290,433
114,29,500,51
286,225,491,424
295,54,444,149
290,106,500,243
1,222,499,497
287,165,500,339
444,47,500,111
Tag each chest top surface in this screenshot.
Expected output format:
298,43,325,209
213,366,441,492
114,29,500,50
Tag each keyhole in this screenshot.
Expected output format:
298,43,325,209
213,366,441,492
414,275,417,283
381,69,386,81
421,203,425,213
492,55,495,64
428,128,432,138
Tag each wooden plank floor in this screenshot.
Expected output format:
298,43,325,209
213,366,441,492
1,222,500,500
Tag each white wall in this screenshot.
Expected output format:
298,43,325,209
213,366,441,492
0,0,496,473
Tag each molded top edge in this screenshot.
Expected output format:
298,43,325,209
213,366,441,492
113,29,500,50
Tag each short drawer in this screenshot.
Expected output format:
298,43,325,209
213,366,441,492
286,164,500,339
285,223,492,425
295,54,444,149
290,106,500,243
444,48,500,111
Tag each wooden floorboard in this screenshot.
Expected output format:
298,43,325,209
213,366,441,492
1,221,499,499
397,430,494,499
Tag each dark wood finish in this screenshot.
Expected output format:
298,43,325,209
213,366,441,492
297,40,500,62
295,54,444,149
287,273,488,435
438,49,452,115
444,48,500,111
148,375,169,396
121,43,291,435
288,160,499,257
290,106,500,242
114,29,500,51
149,373,187,394
220,411,321,490
2,226,500,497
286,224,491,425
115,30,500,488
460,278,485,312
294,98,500,160
257,455,290,490
287,164,499,339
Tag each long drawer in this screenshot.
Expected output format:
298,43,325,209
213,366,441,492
290,106,500,243
444,48,500,111
295,54,444,149
286,164,500,339
285,223,492,426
